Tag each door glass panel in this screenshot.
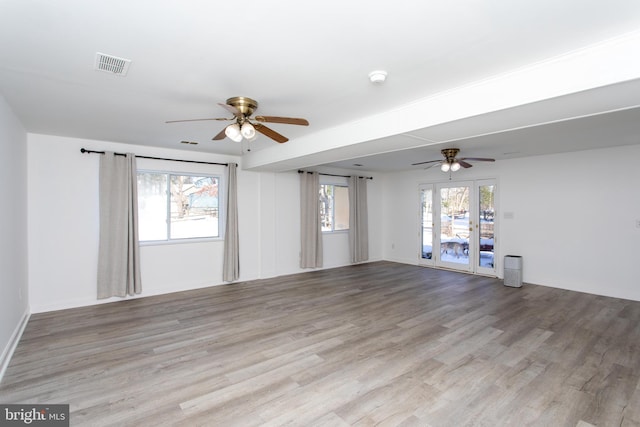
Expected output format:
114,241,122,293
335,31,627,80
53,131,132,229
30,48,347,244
439,186,469,266
479,184,495,269
421,188,433,260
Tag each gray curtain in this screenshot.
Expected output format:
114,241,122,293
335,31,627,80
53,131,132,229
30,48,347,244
97,152,142,298
349,176,369,263
223,163,239,282
300,172,323,268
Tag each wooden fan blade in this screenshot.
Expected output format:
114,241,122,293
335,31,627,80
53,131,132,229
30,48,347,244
459,157,495,162
425,162,443,170
166,117,231,123
255,123,288,143
458,160,473,168
212,128,227,140
411,159,441,166
255,116,309,126
218,102,240,116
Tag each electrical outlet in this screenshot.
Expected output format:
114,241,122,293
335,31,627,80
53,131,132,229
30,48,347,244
636,219,640,228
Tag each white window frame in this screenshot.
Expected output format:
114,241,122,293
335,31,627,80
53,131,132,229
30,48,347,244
137,169,224,245
320,178,349,233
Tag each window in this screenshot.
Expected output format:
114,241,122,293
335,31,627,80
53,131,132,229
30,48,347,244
137,171,221,242
320,184,349,232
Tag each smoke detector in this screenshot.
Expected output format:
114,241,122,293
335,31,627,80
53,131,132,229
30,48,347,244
368,70,387,84
95,52,131,76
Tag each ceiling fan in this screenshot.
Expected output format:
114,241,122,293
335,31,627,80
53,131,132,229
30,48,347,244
412,148,495,172
166,96,309,143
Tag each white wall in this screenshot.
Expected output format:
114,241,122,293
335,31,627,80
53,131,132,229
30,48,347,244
22,130,640,313
27,134,259,312
268,170,384,276
382,144,640,301
18,128,640,318
27,134,381,313
0,94,29,379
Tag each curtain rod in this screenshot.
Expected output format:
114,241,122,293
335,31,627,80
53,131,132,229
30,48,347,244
80,148,230,166
297,170,373,180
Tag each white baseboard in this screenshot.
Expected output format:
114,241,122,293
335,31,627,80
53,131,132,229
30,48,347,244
0,308,31,384
384,256,419,266
29,280,230,313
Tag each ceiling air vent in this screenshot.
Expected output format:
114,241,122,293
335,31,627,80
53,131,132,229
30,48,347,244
95,52,131,76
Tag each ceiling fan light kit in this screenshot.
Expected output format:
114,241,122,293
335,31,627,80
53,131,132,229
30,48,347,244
225,123,242,142
441,161,461,172
240,122,256,139
166,96,309,145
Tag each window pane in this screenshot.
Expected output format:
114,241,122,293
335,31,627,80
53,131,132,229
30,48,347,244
137,172,168,241
319,184,349,232
333,186,349,231
320,184,333,231
421,188,433,260
440,186,469,266
479,184,495,268
170,175,219,239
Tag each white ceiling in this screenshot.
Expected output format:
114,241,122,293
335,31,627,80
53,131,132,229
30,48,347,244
1,0,640,172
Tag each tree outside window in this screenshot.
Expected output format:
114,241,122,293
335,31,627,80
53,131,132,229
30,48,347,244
137,171,220,241
320,184,349,232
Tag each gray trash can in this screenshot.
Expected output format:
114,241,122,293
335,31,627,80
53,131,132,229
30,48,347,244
504,255,523,288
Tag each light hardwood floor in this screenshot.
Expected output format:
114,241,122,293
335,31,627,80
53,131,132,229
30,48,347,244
1,261,640,426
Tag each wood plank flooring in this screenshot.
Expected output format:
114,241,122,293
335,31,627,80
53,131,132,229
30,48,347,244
1,261,640,426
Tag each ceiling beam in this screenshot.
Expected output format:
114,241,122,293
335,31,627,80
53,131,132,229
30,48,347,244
242,30,640,172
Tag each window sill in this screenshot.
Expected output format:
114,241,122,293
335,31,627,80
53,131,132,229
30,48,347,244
140,237,223,247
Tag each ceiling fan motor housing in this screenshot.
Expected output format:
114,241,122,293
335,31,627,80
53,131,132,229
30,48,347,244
441,148,460,162
227,96,258,116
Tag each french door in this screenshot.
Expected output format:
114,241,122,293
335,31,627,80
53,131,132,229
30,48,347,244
437,182,473,272
419,179,497,275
